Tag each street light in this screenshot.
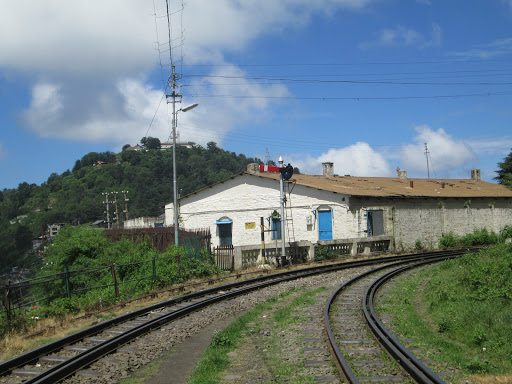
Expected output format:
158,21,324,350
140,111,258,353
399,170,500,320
172,103,198,247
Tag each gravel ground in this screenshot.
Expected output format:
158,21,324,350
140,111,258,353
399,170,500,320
60,266,370,384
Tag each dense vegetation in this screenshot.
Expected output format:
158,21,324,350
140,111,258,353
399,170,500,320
381,243,512,376
0,141,266,274
439,227,512,248
1,225,221,336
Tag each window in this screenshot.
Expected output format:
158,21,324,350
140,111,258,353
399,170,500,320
271,210,281,240
216,216,233,246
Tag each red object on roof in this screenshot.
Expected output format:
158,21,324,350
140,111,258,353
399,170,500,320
259,165,280,173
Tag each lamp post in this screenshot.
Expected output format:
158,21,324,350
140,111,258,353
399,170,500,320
172,102,198,247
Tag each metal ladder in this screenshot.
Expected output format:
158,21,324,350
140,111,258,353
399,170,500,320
283,180,296,244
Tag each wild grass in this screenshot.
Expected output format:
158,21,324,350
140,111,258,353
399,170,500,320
379,243,512,378
188,287,326,384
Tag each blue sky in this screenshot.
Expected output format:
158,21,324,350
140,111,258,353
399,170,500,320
1,0,512,190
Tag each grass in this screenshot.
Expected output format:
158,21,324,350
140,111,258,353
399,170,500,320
378,243,512,380
188,287,327,384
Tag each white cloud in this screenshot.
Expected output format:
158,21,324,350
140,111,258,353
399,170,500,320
0,1,156,76
400,125,476,173
287,126,483,179
451,37,512,60
359,23,442,50
21,83,63,132
288,142,393,177
465,136,512,156
5,0,375,147
19,65,291,149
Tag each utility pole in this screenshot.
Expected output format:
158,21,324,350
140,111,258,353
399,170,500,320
167,65,181,247
424,143,430,179
122,190,129,221
113,191,120,228
102,192,112,229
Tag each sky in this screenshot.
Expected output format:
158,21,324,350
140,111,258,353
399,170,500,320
1,0,512,190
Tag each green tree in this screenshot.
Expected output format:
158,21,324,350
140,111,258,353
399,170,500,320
146,137,161,150
495,149,512,188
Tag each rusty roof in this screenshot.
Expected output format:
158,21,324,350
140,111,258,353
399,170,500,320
248,172,512,198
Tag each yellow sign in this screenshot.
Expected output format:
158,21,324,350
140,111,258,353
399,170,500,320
245,222,256,229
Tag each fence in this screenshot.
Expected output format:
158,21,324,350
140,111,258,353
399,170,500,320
104,227,210,253
1,248,212,323
213,245,234,271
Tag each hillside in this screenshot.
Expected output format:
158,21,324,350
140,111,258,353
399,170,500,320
0,142,264,273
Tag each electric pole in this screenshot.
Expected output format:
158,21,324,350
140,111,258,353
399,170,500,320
113,191,120,228
166,65,181,247
424,143,430,179
102,192,112,229
122,190,129,221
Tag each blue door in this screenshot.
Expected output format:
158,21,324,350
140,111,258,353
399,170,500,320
318,210,333,240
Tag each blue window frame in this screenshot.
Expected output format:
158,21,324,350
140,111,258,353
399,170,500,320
216,216,233,246
272,218,281,240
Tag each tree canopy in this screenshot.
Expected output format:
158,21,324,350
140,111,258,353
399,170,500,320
495,149,512,189
0,144,266,273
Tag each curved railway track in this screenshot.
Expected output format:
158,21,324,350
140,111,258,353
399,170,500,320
325,249,475,384
0,249,474,384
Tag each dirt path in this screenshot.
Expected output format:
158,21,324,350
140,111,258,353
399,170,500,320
134,315,238,384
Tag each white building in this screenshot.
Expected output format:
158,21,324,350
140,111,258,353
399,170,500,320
164,164,512,253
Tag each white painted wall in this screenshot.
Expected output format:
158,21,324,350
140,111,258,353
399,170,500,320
124,216,164,229
165,174,351,248
165,174,512,250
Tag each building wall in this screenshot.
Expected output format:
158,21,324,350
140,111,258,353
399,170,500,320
350,197,512,249
164,174,512,250
165,174,352,248
124,216,164,229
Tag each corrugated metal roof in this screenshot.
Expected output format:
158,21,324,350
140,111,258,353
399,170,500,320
248,172,512,198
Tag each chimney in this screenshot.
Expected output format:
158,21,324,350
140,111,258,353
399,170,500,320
247,163,260,174
397,167,407,179
471,169,481,181
323,162,334,177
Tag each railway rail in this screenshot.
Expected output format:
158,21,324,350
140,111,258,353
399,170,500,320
325,249,475,384
0,249,474,383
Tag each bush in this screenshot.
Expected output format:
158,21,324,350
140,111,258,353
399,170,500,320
439,233,457,248
314,247,339,261
415,239,424,250
439,228,504,248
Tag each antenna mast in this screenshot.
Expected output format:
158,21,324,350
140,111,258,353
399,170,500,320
424,143,430,179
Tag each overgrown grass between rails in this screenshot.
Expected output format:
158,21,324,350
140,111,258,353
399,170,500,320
378,243,512,378
188,287,327,384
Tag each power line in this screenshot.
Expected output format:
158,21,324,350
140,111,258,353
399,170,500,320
175,58,512,67
185,74,512,86
184,91,512,101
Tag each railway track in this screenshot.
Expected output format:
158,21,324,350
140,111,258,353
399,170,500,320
325,249,475,384
0,249,473,384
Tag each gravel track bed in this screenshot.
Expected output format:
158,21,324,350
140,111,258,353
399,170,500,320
56,265,374,384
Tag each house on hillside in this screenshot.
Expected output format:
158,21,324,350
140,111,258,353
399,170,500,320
160,142,195,150
124,145,144,151
164,163,512,257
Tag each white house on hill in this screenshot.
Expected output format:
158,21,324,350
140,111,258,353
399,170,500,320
164,163,512,253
